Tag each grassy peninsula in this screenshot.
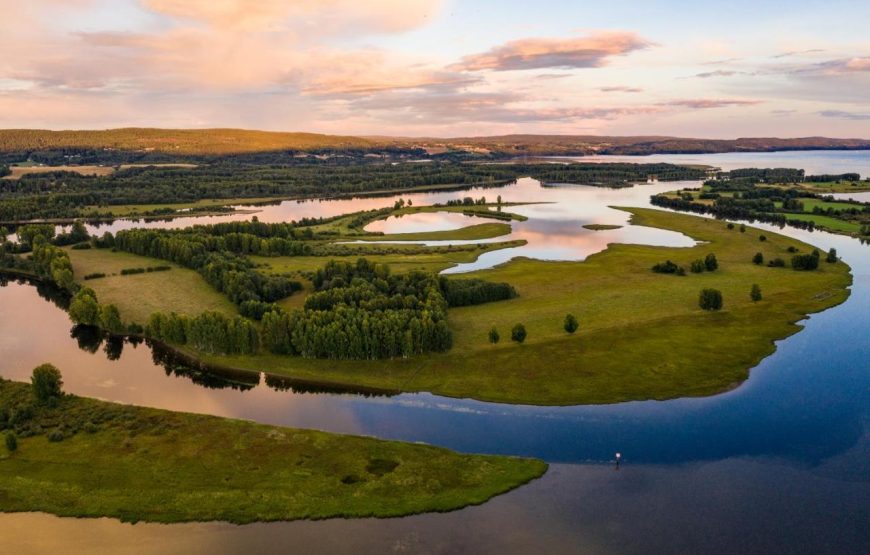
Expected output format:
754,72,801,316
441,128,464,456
194,208,852,405
0,376,546,523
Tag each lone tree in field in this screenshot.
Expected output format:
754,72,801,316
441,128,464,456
752,252,764,265
564,314,579,334
750,284,762,302
31,363,63,403
704,253,719,271
488,327,500,345
699,289,723,311
511,323,527,344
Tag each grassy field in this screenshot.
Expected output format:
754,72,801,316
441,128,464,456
790,180,870,193
201,208,851,405
0,378,545,523
781,212,863,233
66,248,236,324
374,222,512,241
583,224,623,231
3,165,115,180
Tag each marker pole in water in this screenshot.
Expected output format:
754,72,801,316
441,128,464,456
615,452,622,468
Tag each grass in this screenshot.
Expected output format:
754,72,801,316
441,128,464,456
780,212,862,234
0,379,545,523
66,248,236,324
3,165,115,180
200,208,851,405
373,222,512,241
582,224,623,231
83,197,279,217
789,180,870,193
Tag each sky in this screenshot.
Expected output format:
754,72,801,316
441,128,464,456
0,0,868,138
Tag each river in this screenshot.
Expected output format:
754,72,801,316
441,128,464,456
1,151,868,554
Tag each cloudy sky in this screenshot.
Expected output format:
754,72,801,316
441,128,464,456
1,0,868,137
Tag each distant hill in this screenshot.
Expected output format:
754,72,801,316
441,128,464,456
376,134,870,156
0,128,867,157
0,128,376,154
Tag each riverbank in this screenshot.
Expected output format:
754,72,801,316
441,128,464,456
0,378,546,523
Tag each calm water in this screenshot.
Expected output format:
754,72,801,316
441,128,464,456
1,150,869,554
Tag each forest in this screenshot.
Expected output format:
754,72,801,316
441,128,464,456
0,161,706,222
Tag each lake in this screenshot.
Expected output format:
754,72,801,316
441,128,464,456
1,150,868,554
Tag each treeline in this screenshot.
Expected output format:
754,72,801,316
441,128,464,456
805,173,860,182
146,311,258,355
440,278,518,307
650,194,820,233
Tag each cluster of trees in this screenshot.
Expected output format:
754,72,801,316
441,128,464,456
145,311,259,355
68,288,125,333
439,278,517,307
652,260,685,275
689,254,719,274
261,260,453,359
791,250,821,271
805,173,860,182
113,229,302,305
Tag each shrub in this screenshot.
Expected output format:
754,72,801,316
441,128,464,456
48,429,65,442
787,246,799,253
70,243,92,250
120,267,146,275
5,433,16,452
564,314,579,334
704,253,719,271
727,223,735,230
740,224,746,233
31,364,63,403
751,284,762,302
690,260,705,273
511,324,527,344
488,327,500,344
699,288,723,311
759,235,767,242
752,252,764,265
83,272,106,280
826,248,838,263
792,251,820,271
652,260,682,274
768,257,786,267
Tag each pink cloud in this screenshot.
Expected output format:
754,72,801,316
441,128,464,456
600,86,644,93
660,99,763,109
451,32,652,72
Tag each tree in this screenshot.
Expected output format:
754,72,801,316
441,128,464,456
31,363,63,403
564,314,579,334
699,289,723,311
752,252,764,265
488,327,500,344
750,284,762,302
511,323,527,344
704,253,719,271
99,304,124,333
68,288,100,326
5,433,16,452
826,248,838,263
690,259,705,273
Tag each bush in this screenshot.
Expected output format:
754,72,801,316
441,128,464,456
5,432,16,452
70,243,92,250
120,267,146,275
768,258,786,267
704,253,719,271
826,248,838,263
752,252,764,265
792,251,820,271
750,284,762,302
48,429,65,442
564,314,579,334
759,235,767,242
31,364,63,403
488,327,500,344
740,224,746,233
511,324,527,344
690,260,705,273
83,272,106,280
727,223,734,230
787,246,799,253
699,289,723,311
652,260,681,274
